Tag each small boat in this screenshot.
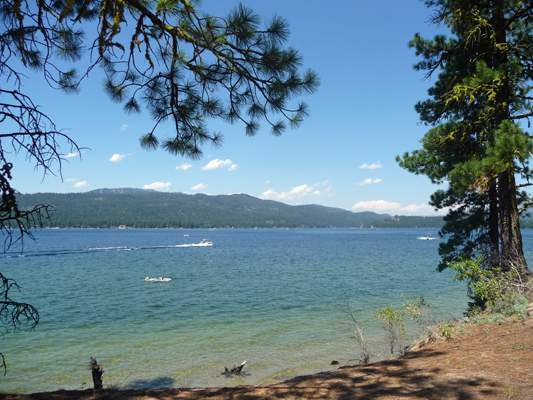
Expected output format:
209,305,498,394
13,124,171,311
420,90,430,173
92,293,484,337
198,239,213,246
144,277,171,282
184,234,189,237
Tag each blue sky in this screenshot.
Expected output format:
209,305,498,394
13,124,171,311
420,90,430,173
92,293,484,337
11,0,452,216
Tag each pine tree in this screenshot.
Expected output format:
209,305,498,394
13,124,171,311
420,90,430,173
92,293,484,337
398,0,533,276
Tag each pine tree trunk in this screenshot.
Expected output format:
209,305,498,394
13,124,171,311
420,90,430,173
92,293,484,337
491,3,529,275
489,183,500,268
498,171,528,273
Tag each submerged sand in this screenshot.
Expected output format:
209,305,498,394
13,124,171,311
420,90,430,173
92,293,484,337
2,318,532,400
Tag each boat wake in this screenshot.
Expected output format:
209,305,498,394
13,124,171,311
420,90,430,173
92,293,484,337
417,236,438,240
3,242,212,259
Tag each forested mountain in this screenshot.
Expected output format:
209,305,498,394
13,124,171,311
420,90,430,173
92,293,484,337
15,189,448,229
16,189,400,229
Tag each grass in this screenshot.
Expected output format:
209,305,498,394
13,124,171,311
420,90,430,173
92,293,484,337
511,340,530,350
503,386,518,397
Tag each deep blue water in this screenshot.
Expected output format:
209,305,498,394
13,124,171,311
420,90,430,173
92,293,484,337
2,228,530,393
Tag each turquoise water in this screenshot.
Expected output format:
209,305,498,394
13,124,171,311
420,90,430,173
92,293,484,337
2,228,529,393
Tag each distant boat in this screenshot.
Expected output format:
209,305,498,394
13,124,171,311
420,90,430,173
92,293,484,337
144,277,171,282
184,234,189,237
417,235,436,241
198,239,213,246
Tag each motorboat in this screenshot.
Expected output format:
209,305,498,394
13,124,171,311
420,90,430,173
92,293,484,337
198,239,213,246
144,277,171,282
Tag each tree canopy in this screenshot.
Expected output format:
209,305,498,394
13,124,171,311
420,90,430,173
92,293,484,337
0,0,318,371
398,0,533,277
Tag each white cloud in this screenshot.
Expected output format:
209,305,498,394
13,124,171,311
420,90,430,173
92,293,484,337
109,153,130,162
351,200,401,211
279,184,314,199
65,178,77,182
191,183,207,191
312,181,334,196
121,124,128,131
176,163,193,171
261,189,278,198
201,158,238,171
63,152,80,159
359,162,383,170
143,182,171,190
351,200,447,215
261,181,333,200
73,181,88,188
399,203,434,213
359,178,382,186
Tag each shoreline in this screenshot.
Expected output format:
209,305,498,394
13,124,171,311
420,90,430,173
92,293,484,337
2,318,532,400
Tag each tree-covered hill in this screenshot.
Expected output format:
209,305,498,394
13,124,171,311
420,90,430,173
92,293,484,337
16,189,399,229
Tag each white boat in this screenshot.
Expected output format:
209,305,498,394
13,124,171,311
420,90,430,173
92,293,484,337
144,277,171,282
198,239,213,246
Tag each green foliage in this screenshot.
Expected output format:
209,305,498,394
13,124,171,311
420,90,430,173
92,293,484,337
440,325,452,340
448,257,532,308
403,296,434,335
484,313,505,324
373,305,405,356
96,0,320,158
398,0,533,276
487,295,529,318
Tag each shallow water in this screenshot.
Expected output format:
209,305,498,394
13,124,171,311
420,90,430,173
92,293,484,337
2,228,530,393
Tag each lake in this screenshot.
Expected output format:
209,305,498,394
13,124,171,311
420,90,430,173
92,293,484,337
2,228,530,393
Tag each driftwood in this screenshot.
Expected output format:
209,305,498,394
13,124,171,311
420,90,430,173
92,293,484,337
223,360,246,374
90,357,104,391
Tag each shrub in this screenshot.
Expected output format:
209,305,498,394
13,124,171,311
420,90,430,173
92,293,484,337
448,257,533,308
488,295,529,317
374,305,405,356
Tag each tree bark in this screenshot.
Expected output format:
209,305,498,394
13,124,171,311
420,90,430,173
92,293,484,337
489,182,500,268
491,3,528,274
498,171,527,272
